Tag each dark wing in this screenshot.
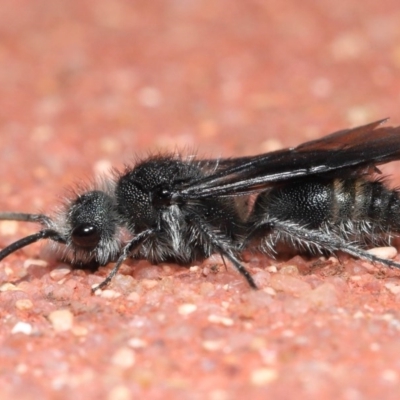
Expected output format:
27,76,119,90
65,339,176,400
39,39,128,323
295,118,389,150
179,120,400,199
195,155,263,173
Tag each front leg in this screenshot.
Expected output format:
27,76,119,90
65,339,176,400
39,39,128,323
92,228,155,291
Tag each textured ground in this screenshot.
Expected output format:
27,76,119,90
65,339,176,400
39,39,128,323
1,1,400,399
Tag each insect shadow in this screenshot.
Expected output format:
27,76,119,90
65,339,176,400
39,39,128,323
1,119,400,291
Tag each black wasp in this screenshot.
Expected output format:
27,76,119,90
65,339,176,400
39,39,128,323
1,119,400,291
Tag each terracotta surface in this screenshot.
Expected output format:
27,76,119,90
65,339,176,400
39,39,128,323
1,1,400,399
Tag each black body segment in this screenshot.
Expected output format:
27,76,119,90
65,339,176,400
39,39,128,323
248,177,400,257
114,156,243,264
252,178,400,232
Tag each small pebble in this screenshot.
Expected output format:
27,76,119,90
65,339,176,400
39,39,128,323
49,267,72,281
381,369,398,382
381,313,395,321
111,347,136,368
140,279,159,289
304,283,338,307
221,301,230,309
11,321,33,335
208,314,234,326
252,270,270,287
23,259,48,268
269,274,311,294
251,368,278,385
280,265,299,275
281,329,295,338
200,282,215,295
0,283,18,291
244,322,253,330
15,363,28,374
128,338,148,348
178,303,197,315
126,292,140,302
0,220,18,235
209,390,229,400
367,246,397,259
15,299,33,310
162,265,173,274
353,311,365,319
71,326,88,336
100,289,122,299
385,282,400,295
263,287,277,296
107,385,131,400
48,309,74,332
328,256,339,264
202,340,225,351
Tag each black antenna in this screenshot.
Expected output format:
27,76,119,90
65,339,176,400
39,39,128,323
0,229,66,261
0,212,53,226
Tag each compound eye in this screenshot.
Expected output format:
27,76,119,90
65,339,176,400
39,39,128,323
152,186,172,208
71,223,101,249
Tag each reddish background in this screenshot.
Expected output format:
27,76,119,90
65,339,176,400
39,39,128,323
1,1,400,399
